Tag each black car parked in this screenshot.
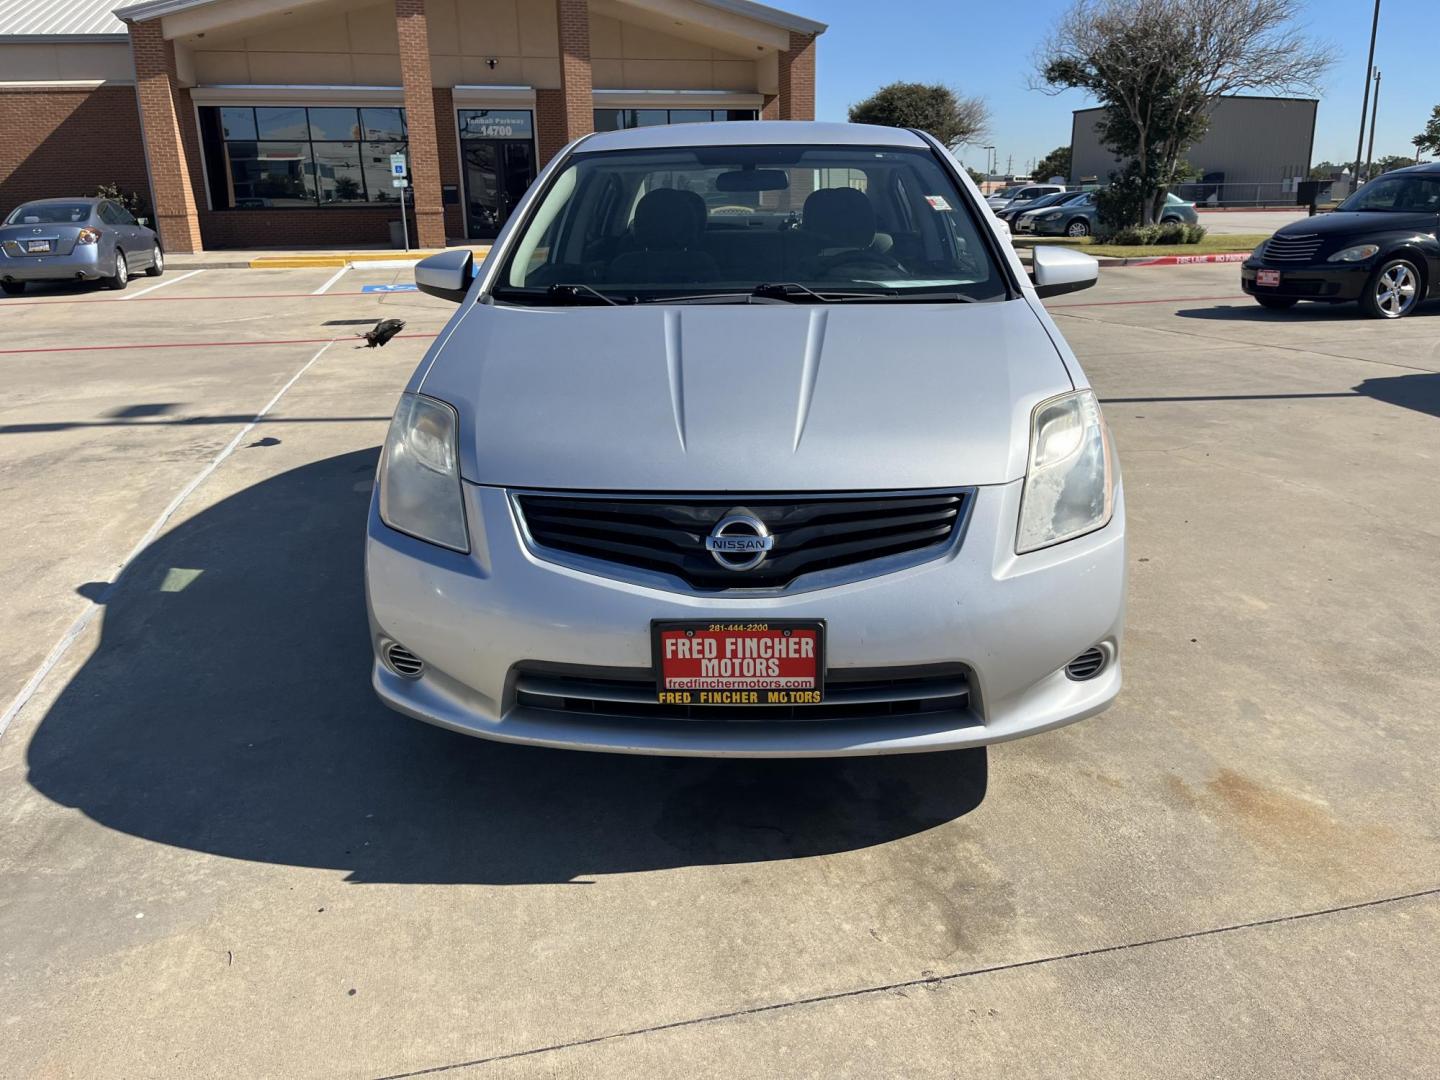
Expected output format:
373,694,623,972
1242,162,1440,319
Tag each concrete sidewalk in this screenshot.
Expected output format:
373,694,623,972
166,243,490,270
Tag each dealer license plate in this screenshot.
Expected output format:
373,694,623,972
1256,269,1281,287
653,620,825,706
26,240,52,254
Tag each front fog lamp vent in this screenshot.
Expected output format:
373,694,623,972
1065,647,1107,681
383,642,425,679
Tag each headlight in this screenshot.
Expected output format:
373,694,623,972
378,392,469,552
1016,390,1116,554
1327,244,1380,263
1043,211,1063,220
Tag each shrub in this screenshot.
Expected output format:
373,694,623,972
1093,163,1148,230
94,183,151,219
1102,222,1207,246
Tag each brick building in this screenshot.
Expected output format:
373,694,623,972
0,0,824,252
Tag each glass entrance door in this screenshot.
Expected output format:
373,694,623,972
457,109,536,240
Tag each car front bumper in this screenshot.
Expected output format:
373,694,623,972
1241,259,1369,301
0,245,109,282
365,480,1126,757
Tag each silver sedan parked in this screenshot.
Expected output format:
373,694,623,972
0,198,163,294
367,121,1124,757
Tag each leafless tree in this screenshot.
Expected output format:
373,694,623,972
1035,0,1333,223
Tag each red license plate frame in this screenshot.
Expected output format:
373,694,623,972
1256,268,1281,287
652,620,825,706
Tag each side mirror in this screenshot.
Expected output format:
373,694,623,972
1030,245,1099,298
136,217,149,227
414,248,475,303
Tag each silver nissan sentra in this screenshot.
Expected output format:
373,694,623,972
366,121,1123,757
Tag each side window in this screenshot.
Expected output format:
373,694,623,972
97,203,118,224
112,204,137,225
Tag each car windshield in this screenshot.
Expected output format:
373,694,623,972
6,202,93,225
495,144,1007,303
1338,175,1440,213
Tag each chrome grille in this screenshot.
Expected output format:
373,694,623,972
512,663,976,723
1261,234,1322,262
513,489,972,591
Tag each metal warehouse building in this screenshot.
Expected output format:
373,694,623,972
0,0,824,252
1070,95,1318,206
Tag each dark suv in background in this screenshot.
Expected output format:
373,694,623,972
1242,162,1440,319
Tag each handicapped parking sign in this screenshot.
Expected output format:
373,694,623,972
362,283,418,293
390,153,407,178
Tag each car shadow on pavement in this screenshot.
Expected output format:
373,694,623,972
1356,372,1440,420
1174,301,1440,321
24,449,987,885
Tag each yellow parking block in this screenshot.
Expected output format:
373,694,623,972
249,247,490,269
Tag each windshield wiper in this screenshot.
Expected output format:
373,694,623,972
637,284,895,305
752,282,883,302
547,283,635,306
633,285,984,305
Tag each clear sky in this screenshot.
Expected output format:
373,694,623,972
784,0,1432,175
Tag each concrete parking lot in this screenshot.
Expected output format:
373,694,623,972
1,263,1438,1077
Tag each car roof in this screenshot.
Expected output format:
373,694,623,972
576,120,930,153
1387,161,1440,177
16,197,100,207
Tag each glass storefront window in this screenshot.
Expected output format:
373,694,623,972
219,107,257,139
307,108,363,140
225,141,317,208
592,108,758,132
362,108,407,141
361,142,409,204
255,107,309,140
198,106,409,210
313,142,367,204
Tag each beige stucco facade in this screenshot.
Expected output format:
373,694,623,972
178,0,768,92
2,0,823,252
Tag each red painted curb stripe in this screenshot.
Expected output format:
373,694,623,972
0,333,438,356
0,290,377,307
1115,252,1251,267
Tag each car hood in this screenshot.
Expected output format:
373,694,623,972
420,299,1073,491
1276,210,1437,237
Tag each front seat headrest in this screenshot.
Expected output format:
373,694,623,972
802,188,878,249
632,188,706,250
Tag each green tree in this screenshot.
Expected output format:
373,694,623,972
1309,160,1343,179
848,82,989,149
1413,105,1440,158
1373,153,1415,174
1033,145,1072,182
1036,0,1332,225
965,165,988,186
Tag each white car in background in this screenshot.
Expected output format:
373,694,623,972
989,184,1067,213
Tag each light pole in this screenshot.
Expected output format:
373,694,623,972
1365,69,1382,179
982,145,995,180
1352,0,1381,184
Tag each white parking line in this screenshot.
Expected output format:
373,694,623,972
119,267,205,300
0,338,339,742
313,264,351,295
